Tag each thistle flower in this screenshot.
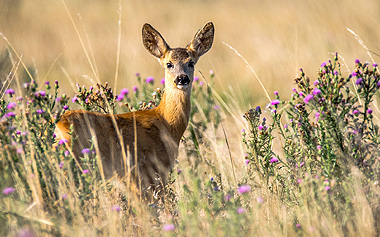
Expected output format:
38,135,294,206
321,62,326,67
353,110,360,116
258,124,264,130
271,99,280,106
111,205,121,212
58,139,67,145
82,169,89,174
120,88,129,95
373,63,378,67
3,187,16,195
367,108,373,114
238,185,251,194
116,95,124,102
312,88,321,95
62,194,68,199
163,224,175,231
6,112,16,118
213,105,220,110
194,77,199,82
81,148,91,154
59,161,64,169
199,81,204,86
5,89,15,96
63,105,68,110
133,86,138,92
7,102,17,110
355,78,363,85
355,59,360,64
241,129,245,133
237,207,245,214
225,194,232,201
245,159,250,165
72,97,78,103
270,157,279,163
145,77,154,84
274,91,278,96
304,94,314,104
160,78,165,85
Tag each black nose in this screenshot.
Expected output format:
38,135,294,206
174,75,190,85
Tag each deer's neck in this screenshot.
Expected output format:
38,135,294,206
156,87,191,143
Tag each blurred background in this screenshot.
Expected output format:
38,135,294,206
0,0,380,109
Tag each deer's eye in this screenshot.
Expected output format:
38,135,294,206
188,61,195,68
166,62,173,69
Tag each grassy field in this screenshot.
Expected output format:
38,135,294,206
1,0,380,236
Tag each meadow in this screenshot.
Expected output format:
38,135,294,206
1,0,380,236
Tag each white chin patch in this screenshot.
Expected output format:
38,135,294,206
177,84,189,89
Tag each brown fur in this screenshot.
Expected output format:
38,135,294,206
55,22,214,198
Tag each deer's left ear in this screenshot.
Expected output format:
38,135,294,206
187,22,214,59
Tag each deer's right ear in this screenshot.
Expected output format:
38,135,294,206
142,23,170,59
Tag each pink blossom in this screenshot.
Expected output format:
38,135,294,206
238,185,251,194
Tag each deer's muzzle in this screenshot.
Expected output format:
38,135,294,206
174,75,191,89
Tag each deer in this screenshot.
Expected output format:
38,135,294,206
55,22,214,199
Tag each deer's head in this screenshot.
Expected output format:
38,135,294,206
142,22,214,92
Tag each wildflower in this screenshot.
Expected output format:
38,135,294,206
209,69,214,75
377,81,380,88
59,161,64,169
284,124,288,129
194,77,199,82
270,157,279,163
237,207,245,214
5,89,15,96
258,124,264,130
7,102,17,110
274,91,278,96
244,153,248,157
355,78,363,85
238,185,251,194
145,77,154,84
177,169,182,173
355,59,360,64
297,179,302,184
16,147,23,154
62,194,68,199
317,145,321,150
120,88,129,95
213,105,220,110
58,139,67,145
160,78,165,85
312,88,321,95
63,105,68,110
321,62,326,67
271,99,280,106
82,169,89,174
133,86,138,92
16,96,23,102
299,162,305,167
245,159,250,165
241,129,245,133
111,205,121,212
298,91,304,97
135,73,140,77
6,112,16,118
257,196,264,203
292,88,297,93
116,95,124,102
64,150,70,156
333,70,338,75
225,194,232,201
367,108,373,114
325,186,331,191
352,72,358,77
199,81,204,86
81,148,91,154
36,109,45,114
72,97,78,103
163,224,175,231
296,224,301,228
314,80,319,86
353,110,360,116
304,94,314,104
3,187,16,195
373,63,378,67
315,112,320,121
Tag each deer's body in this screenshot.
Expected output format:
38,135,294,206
55,22,214,194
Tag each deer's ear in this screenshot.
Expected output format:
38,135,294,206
142,23,170,59
187,22,214,59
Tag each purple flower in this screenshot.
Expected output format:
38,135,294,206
111,205,121,212
297,179,302,184
367,108,373,114
353,110,360,116
225,194,232,201
325,186,331,191
213,105,220,110
321,62,327,67
163,224,175,231
16,96,23,102
299,162,305,167
333,71,338,75
245,159,250,165
194,77,199,82
6,112,16,118
355,59,360,64
63,105,68,110
258,124,264,130
317,145,321,150
64,150,70,156
355,78,363,85
199,81,204,86
296,224,301,228
255,106,261,111
241,129,245,133
39,90,46,97
270,157,279,163
62,194,68,199
274,91,278,96
298,91,304,97
58,139,67,145
3,187,16,195
133,86,138,92
5,89,15,95
59,161,64,169
160,78,165,85
82,169,89,174
120,88,129,95
284,124,288,129
312,88,321,95
377,81,380,88
145,77,154,84
304,94,314,104
209,70,214,75
116,95,124,102
135,73,140,77
238,185,251,194
352,72,358,77
237,207,245,214
373,63,378,67
7,102,17,110
72,97,78,103
314,80,319,86
36,109,45,114
81,148,91,154
271,99,280,106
